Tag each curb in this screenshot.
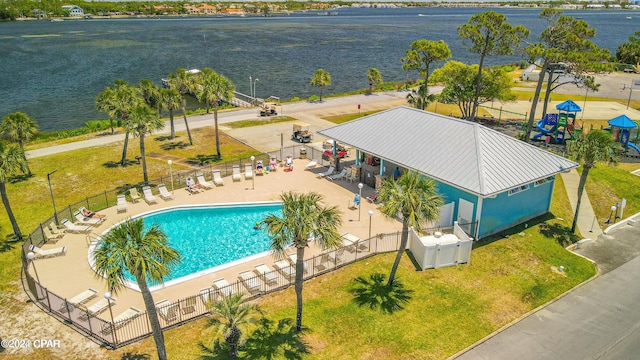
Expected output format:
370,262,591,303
603,212,640,234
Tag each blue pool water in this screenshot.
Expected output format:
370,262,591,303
124,203,282,283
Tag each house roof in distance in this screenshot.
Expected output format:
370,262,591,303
318,106,578,197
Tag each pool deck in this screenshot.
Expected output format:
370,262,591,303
29,158,402,321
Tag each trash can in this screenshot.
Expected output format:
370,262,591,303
300,147,307,159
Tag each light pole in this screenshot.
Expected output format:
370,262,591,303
104,291,117,343
249,76,253,99
358,183,364,221
250,156,255,190
167,160,174,193
253,78,259,101
368,210,374,239
47,170,58,225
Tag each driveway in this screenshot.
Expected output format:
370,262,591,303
454,215,640,360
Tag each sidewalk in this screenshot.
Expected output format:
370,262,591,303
560,169,602,239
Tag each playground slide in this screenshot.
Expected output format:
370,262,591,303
532,119,558,140
628,143,640,155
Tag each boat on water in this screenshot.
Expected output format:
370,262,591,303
317,11,338,16
50,18,64,22
418,14,427,16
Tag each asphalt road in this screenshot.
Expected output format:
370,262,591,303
454,216,640,360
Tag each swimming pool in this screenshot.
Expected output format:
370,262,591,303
95,202,282,289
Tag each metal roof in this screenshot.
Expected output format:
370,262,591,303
318,106,578,197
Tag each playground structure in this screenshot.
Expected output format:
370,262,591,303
533,100,583,144
607,114,640,156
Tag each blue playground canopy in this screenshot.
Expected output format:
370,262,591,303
608,114,637,129
555,100,582,112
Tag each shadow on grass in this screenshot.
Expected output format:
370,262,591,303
538,222,580,247
0,234,19,253
154,135,178,142
103,159,138,168
474,212,556,249
199,318,309,360
8,173,33,184
120,352,151,360
188,154,221,166
349,273,413,314
160,141,189,151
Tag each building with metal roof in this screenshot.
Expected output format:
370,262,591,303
318,106,578,239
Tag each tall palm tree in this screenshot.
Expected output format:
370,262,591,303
261,191,342,332
378,171,443,286
366,68,383,95
566,130,618,233
310,68,331,102
168,68,196,145
205,293,262,358
0,143,27,240
196,68,235,158
158,88,181,140
406,84,436,111
96,80,142,165
92,218,181,360
129,105,164,184
0,112,38,175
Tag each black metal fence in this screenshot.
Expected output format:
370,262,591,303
23,230,409,348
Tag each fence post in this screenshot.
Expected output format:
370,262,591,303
499,106,503,123
104,191,108,207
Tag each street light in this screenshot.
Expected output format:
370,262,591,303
47,170,58,225
167,160,174,193
253,78,259,101
249,76,253,98
104,291,117,343
358,183,364,221
250,156,255,190
368,210,374,239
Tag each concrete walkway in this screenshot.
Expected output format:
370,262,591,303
560,169,603,239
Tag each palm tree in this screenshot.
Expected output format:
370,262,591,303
196,68,235,158
261,191,342,332
566,130,619,233
129,105,164,184
366,68,383,95
96,80,142,166
0,112,38,175
138,79,162,114
378,171,443,286
0,143,27,240
168,68,196,145
406,84,436,111
158,88,181,140
310,68,331,102
205,293,262,358
92,218,181,360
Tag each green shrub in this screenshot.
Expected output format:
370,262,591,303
502,65,514,73
308,94,320,102
85,120,113,132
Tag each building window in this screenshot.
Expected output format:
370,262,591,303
508,184,530,196
534,176,555,187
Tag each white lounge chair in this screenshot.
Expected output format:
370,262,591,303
327,168,347,181
239,271,263,294
244,163,254,180
287,253,308,273
199,288,215,304
343,232,368,251
213,278,235,297
61,219,91,233
317,165,335,178
273,260,295,279
116,195,127,213
254,264,278,285
232,165,242,182
102,307,141,333
129,188,141,203
43,226,63,243
327,248,345,264
196,174,213,189
74,211,103,226
67,288,98,306
314,253,332,272
49,222,65,237
212,170,224,186
82,296,116,317
142,186,158,204
155,299,180,323
29,244,66,259
157,184,174,200
304,160,318,170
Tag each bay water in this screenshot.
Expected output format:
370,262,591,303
1,7,636,131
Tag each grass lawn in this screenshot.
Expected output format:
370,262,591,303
580,162,640,224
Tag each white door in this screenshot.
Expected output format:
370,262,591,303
457,198,474,233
